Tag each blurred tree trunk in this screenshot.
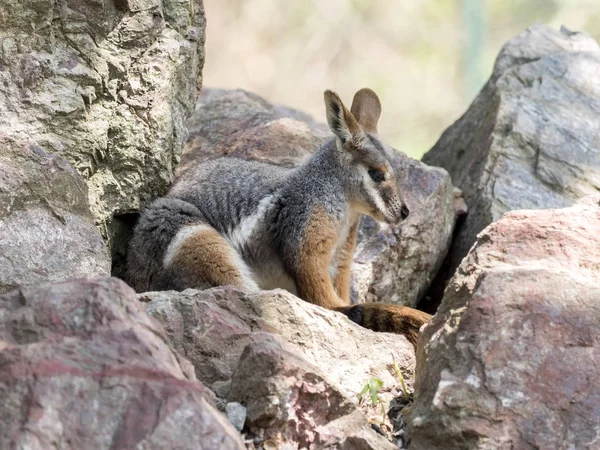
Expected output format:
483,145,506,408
462,0,486,101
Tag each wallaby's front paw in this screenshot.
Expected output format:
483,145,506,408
344,303,432,347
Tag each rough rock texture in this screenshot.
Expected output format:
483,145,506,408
229,334,397,450
405,199,600,450
422,24,600,278
143,287,416,408
177,88,456,307
0,277,244,449
180,88,331,170
0,0,206,236
0,136,110,294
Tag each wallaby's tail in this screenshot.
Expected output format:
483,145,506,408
336,304,432,348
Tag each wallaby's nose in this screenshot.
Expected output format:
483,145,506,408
400,204,410,220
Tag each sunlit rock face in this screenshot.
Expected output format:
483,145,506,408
406,198,600,450
422,24,600,282
0,0,206,237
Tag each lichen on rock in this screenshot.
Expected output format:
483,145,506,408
0,0,207,242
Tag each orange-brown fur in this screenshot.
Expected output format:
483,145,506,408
171,226,250,289
296,206,347,310
340,303,432,348
297,207,431,348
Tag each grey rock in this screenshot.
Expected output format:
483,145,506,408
0,136,110,293
226,402,247,432
0,0,206,239
180,88,331,170
405,199,600,450
0,277,244,449
177,88,456,307
422,24,600,279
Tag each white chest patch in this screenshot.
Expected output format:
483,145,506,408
227,195,274,252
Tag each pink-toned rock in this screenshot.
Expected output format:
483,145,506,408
406,199,600,450
143,287,416,408
229,333,397,450
181,88,330,170
0,277,244,450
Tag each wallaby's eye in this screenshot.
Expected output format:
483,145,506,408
368,169,385,183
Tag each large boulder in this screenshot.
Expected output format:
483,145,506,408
0,277,244,449
143,287,416,407
422,24,600,279
0,0,206,238
405,198,600,450
0,136,110,294
180,88,331,170
176,88,457,307
143,287,416,448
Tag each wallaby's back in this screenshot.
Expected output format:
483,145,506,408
126,157,291,292
171,157,290,234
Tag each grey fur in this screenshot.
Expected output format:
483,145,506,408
125,197,206,292
125,91,408,294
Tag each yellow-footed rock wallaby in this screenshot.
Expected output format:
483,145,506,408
126,88,431,346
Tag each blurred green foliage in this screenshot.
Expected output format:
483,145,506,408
203,0,600,158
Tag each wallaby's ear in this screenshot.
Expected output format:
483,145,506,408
350,88,382,133
324,90,361,142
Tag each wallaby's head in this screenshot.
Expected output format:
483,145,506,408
324,88,409,225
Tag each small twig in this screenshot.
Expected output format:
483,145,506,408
392,353,409,398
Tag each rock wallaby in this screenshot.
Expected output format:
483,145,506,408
126,88,431,345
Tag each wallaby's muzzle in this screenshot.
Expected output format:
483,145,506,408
381,201,410,225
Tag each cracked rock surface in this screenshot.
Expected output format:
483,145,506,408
0,135,110,293
143,286,416,408
229,334,398,450
422,24,600,277
405,198,600,450
143,287,415,449
0,0,206,238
